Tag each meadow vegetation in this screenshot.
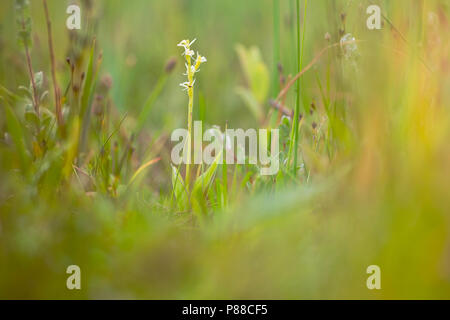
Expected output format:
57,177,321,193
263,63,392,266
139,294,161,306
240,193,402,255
0,0,449,298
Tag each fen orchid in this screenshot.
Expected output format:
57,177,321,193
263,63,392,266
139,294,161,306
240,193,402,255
177,38,207,189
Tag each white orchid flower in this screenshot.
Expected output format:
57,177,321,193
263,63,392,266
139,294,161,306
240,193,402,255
182,49,195,57
177,39,197,57
177,38,196,49
196,52,207,63
183,63,197,75
194,52,207,70
179,79,195,91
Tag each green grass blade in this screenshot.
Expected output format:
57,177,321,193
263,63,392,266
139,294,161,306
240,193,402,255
135,74,168,135
1,100,30,173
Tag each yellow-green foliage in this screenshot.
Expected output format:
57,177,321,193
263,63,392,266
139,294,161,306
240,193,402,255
0,0,449,299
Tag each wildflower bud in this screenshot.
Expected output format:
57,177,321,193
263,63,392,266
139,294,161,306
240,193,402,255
100,74,113,91
34,71,43,90
66,57,75,72
92,94,104,116
277,62,283,74
83,0,93,11
340,33,358,60
269,99,280,109
165,57,177,74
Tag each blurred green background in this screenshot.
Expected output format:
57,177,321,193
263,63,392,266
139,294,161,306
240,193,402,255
0,0,450,299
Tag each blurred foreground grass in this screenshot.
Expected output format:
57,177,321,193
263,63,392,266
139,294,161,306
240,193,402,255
0,0,450,299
